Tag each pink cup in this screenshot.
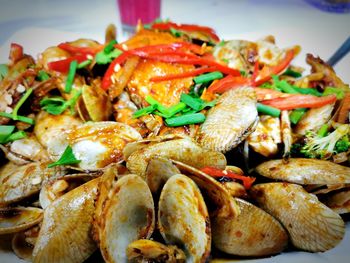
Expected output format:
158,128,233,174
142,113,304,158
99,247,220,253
117,0,161,31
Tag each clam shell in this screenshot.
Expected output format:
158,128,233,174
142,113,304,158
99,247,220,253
12,226,40,261
196,87,258,153
32,178,99,263
0,207,43,235
250,183,345,252
77,84,112,122
126,137,226,179
323,188,350,214
255,158,350,185
145,157,181,194
97,174,155,263
0,162,63,206
127,239,186,263
158,174,211,263
212,198,288,256
172,160,239,218
67,121,142,170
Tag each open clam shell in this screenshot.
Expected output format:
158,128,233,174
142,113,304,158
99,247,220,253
250,183,345,252
145,156,181,194
12,225,40,261
77,84,112,122
96,174,155,263
0,207,43,235
158,174,211,263
0,162,64,206
212,198,288,256
126,137,226,179
323,188,350,214
127,239,186,263
32,178,99,263
255,158,350,185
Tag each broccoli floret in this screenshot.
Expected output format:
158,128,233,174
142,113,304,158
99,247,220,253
300,124,349,159
335,136,350,153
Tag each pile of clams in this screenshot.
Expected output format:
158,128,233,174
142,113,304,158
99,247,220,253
1,132,349,263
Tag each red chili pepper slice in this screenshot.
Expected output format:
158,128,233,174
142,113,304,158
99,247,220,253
58,42,102,56
150,66,217,82
261,94,337,110
47,54,88,73
207,75,251,93
152,22,220,42
200,166,256,189
101,52,130,90
253,49,295,86
9,43,24,64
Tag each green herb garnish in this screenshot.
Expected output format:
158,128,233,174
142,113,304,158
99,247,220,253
65,60,78,93
37,70,50,81
194,71,223,84
40,89,82,115
0,64,9,80
165,113,206,127
257,103,281,117
47,145,81,168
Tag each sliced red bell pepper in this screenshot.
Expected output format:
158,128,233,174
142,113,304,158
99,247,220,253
253,49,295,86
58,42,102,56
47,54,88,73
200,166,256,189
150,66,217,82
254,87,292,101
152,22,220,42
9,43,24,64
261,94,337,110
207,75,251,93
101,52,130,90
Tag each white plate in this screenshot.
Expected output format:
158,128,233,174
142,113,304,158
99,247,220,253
0,27,349,263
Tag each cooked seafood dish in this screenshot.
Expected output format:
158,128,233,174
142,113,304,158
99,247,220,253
0,20,349,263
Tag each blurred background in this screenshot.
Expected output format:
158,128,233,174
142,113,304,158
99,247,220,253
0,0,349,81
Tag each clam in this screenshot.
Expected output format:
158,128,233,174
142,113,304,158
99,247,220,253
77,84,112,122
323,188,350,214
127,239,186,263
12,226,40,261
0,162,64,206
66,121,142,170
158,174,211,263
0,207,43,235
94,174,155,263
0,135,49,165
196,87,258,153
250,183,345,252
126,136,226,179
32,178,99,263
173,161,287,257
211,198,288,256
145,156,181,194
255,158,350,184
34,111,83,160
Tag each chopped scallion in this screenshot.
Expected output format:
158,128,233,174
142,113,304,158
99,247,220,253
47,145,81,168
170,27,183,37
282,68,302,78
323,86,344,100
10,87,33,123
0,125,15,143
0,112,35,125
4,130,26,143
38,70,50,81
257,103,281,117
77,59,92,69
165,113,206,127
132,105,156,118
293,87,322,97
289,108,307,125
180,93,203,111
104,39,118,54
65,60,78,93
95,48,122,64
0,64,9,80
145,95,168,114
194,71,223,84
